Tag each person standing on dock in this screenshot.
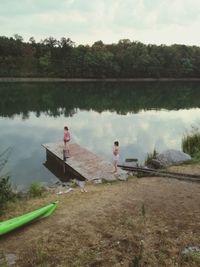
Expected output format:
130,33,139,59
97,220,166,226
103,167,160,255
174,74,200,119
64,126,71,157
113,141,119,174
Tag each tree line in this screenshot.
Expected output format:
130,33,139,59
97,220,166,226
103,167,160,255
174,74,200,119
0,35,200,78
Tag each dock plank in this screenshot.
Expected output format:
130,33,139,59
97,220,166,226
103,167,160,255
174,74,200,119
42,142,126,181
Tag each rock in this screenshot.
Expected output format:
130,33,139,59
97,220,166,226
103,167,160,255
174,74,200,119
117,173,128,181
102,175,117,182
5,254,17,266
181,246,200,263
150,159,164,169
182,246,200,255
75,180,86,188
156,149,191,167
56,188,73,195
100,169,129,182
93,179,102,184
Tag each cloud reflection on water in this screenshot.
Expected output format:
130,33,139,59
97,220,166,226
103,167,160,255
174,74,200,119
1,107,200,187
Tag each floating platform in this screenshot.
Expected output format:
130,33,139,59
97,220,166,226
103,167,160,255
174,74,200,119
42,142,127,182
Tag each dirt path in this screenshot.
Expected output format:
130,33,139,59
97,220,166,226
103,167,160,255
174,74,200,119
0,177,200,267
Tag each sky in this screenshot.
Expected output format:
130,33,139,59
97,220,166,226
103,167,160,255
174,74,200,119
1,0,200,46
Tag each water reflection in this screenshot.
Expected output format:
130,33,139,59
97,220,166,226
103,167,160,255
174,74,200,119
0,82,200,187
1,81,200,118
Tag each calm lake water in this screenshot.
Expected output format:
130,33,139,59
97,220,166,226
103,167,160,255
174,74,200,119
0,81,200,188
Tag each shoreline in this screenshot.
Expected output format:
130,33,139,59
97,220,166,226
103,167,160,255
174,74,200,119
0,77,200,82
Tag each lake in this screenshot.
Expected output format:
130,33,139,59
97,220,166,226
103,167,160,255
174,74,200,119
0,81,200,188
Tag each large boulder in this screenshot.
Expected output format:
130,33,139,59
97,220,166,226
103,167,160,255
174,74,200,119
155,149,191,167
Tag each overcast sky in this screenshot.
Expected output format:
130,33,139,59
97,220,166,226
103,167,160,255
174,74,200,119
1,0,200,45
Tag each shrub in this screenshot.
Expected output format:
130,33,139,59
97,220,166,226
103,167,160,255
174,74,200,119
28,182,46,198
182,127,200,158
145,148,158,166
0,176,13,214
182,252,200,264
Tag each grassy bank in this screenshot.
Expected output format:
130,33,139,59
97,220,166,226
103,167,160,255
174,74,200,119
0,175,200,267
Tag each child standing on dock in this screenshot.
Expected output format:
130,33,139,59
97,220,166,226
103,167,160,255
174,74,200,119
64,126,70,157
113,141,119,174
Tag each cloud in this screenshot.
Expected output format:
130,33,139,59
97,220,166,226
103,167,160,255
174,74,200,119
0,0,200,45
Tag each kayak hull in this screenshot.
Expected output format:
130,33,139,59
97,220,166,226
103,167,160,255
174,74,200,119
0,201,58,235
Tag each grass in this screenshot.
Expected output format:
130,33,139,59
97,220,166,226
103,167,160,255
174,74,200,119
182,127,200,161
1,176,200,267
129,242,144,267
0,178,63,215
145,148,158,166
182,252,200,265
17,240,60,267
0,148,21,215
0,251,8,267
28,181,47,198
0,180,47,218
141,203,146,217
0,176,15,215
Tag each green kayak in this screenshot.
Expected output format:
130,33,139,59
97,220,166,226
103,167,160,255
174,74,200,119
0,201,58,235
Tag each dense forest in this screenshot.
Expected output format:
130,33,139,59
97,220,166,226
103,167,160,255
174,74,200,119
0,35,200,78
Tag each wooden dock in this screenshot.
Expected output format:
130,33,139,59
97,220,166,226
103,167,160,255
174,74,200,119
42,142,127,182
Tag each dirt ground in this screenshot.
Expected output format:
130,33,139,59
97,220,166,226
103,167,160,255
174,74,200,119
0,176,200,267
